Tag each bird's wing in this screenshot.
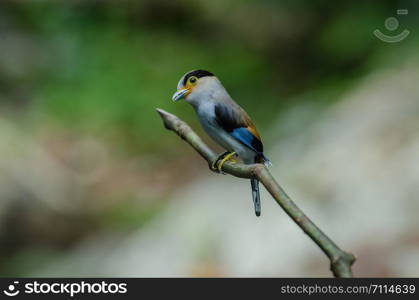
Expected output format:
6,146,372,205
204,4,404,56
214,103,263,154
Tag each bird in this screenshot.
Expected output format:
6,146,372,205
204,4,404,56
172,69,270,217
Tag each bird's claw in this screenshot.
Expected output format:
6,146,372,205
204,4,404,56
211,151,237,174
211,151,228,173
211,160,220,173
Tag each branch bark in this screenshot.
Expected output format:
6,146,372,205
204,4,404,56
156,108,356,277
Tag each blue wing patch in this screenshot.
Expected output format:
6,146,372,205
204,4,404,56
230,127,263,154
213,103,264,155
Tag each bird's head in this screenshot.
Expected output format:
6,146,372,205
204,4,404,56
172,69,217,103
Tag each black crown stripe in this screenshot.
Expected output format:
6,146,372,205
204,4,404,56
183,70,214,85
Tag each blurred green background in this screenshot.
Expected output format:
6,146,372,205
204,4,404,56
1,0,418,277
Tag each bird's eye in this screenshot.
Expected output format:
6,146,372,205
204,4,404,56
188,76,198,85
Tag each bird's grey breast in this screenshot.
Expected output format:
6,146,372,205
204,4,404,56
196,101,218,134
195,102,233,151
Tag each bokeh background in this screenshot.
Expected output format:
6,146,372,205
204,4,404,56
1,0,418,277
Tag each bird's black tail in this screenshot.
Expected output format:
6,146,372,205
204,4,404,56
250,178,261,217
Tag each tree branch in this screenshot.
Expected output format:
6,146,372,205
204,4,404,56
156,108,356,277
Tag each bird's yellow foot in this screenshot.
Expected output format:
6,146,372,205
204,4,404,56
216,151,237,173
211,151,237,173
211,151,229,172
